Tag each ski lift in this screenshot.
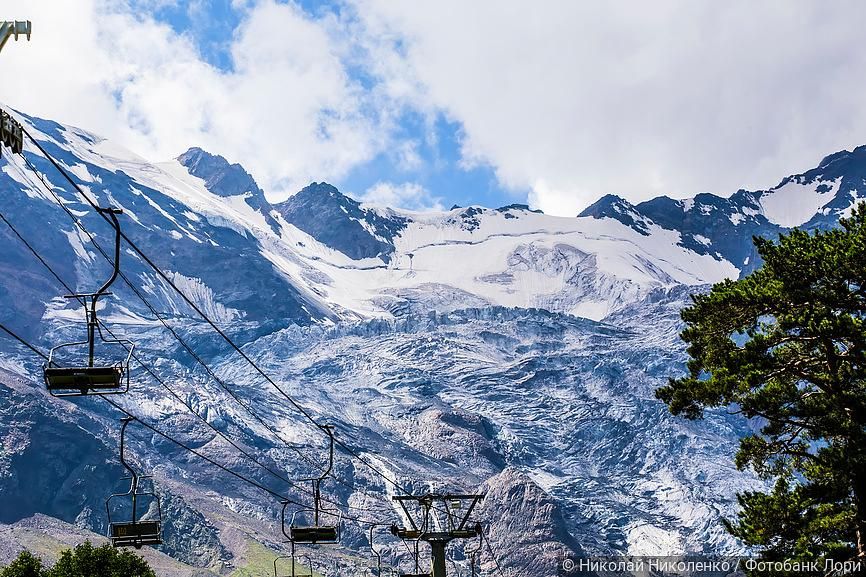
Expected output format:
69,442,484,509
278,425,341,577
282,425,342,545
43,207,134,397
275,554,313,577
105,417,162,548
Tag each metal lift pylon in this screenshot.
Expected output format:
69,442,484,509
0,21,30,54
390,494,484,577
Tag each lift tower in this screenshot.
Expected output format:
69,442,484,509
391,494,484,577
0,21,31,53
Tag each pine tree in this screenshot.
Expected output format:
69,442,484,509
656,203,866,568
1,543,156,577
0,551,43,577
45,542,155,577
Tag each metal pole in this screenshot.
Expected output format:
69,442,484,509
89,208,122,368
87,297,97,367
430,541,447,577
119,418,138,523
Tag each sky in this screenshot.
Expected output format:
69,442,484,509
2,1,866,216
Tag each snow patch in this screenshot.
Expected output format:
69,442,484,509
760,177,842,227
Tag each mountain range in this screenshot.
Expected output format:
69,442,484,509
1,108,864,576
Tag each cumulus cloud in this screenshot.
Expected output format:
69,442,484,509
5,1,866,217
350,0,866,215
360,181,444,212
0,0,385,199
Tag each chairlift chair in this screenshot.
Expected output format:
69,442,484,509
286,508,341,544
279,426,342,577
282,425,342,545
43,207,134,397
369,523,406,577
105,418,162,548
0,110,24,155
390,526,423,540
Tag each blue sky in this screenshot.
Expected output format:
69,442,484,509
131,0,514,212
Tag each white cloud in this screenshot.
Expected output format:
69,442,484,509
349,0,866,215
394,140,422,171
0,0,386,199
360,181,443,212
6,1,866,217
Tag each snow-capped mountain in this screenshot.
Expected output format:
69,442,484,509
1,108,864,576
579,146,866,276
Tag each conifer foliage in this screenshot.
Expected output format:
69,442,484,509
0,543,155,577
657,203,866,566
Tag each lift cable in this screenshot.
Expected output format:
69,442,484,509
0,323,392,525
12,151,393,518
0,201,388,522
0,206,296,488
20,126,421,506
18,150,340,473
4,136,511,575
0,322,46,359
481,526,507,577
101,397,297,503
0,322,292,503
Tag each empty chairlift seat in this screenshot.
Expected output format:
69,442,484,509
109,519,161,548
44,363,124,393
106,418,163,549
43,336,133,396
290,524,339,544
281,425,342,546
42,206,135,397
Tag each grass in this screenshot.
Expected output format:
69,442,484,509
229,539,325,577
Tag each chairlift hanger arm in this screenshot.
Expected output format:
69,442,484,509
369,523,391,577
119,417,139,484
317,424,335,482
93,207,123,303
